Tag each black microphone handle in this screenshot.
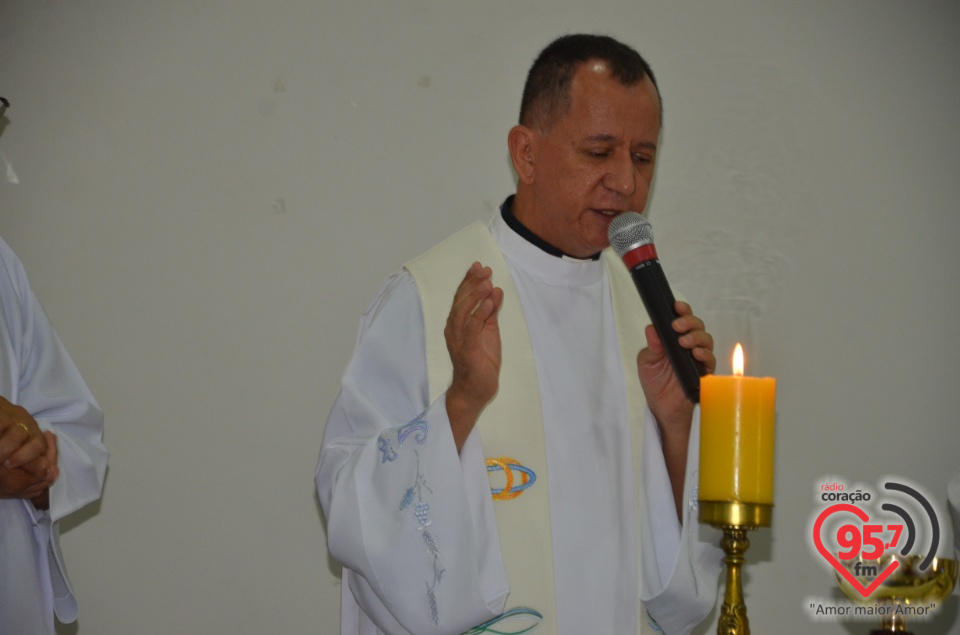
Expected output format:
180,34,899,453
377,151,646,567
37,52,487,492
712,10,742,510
629,259,707,403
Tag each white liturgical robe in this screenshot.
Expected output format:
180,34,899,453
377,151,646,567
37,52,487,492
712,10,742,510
0,237,108,635
316,204,721,634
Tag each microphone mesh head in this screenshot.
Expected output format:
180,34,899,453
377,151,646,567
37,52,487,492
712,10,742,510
608,212,654,258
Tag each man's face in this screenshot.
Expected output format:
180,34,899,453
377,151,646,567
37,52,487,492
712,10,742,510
517,62,661,259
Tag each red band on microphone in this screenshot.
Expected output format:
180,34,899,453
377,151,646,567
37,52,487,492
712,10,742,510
621,243,658,269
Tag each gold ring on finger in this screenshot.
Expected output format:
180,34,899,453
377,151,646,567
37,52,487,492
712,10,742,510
15,421,29,434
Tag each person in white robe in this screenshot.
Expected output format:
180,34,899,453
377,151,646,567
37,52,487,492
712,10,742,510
316,34,722,634
0,236,108,635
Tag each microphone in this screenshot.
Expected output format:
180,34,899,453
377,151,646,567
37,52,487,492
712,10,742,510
608,212,707,403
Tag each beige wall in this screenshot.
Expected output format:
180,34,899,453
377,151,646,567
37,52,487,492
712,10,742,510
1,2,958,633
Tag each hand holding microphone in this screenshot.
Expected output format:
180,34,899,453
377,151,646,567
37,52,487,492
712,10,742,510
608,212,708,403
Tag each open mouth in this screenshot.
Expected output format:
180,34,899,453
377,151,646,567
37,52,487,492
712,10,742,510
593,209,623,219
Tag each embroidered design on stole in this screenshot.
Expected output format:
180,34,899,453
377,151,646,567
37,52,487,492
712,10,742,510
479,459,542,630
485,457,537,500
463,607,543,634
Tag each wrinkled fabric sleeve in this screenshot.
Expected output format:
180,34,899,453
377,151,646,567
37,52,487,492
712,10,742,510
0,238,108,624
316,273,507,635
639,406,723,634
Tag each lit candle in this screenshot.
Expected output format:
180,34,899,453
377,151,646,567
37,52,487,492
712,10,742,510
699,344,777,504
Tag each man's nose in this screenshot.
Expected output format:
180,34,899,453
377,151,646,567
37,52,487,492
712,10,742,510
602,152,637,197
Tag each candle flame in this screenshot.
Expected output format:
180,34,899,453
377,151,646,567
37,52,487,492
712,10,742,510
733,343,744,376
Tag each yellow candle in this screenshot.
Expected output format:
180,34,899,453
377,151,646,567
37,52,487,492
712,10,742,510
699,344,777,504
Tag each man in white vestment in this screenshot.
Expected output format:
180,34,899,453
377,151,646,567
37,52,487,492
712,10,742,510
316,34,723,634
0,236,108,635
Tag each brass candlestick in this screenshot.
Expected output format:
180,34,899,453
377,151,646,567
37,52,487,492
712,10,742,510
699,501,773,635
834,554,957,634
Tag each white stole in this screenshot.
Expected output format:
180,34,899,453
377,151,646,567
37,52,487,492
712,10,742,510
405,221,657,634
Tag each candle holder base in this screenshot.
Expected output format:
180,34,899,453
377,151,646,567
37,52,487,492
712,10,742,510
699,501,773,635
699,501,773,528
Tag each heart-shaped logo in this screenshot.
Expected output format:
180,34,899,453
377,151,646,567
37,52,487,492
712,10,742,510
813,503,899,598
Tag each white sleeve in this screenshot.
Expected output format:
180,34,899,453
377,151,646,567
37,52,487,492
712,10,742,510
638,406,723,635
315,273,506,635
0,238,108,623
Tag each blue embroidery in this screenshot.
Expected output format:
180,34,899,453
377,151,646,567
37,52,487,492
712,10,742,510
397,419,428,446
486,459,537,499
399,487,415,511
397,450,444,626
379,419,439,621
421,526,440,556
689,482,700,513
379,420,428,466
463,607,544,634
426,552,445,626
427,580,440,627
415,501,430,526
378,436,397,463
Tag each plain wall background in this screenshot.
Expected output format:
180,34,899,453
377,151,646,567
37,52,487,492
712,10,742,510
1,1,958,633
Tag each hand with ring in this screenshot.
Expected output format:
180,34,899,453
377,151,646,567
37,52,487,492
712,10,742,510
0,396,59,503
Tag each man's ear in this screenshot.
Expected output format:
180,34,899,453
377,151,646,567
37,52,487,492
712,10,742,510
508,125,537,185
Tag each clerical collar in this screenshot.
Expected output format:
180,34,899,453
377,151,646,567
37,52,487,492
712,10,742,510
500,196,602,262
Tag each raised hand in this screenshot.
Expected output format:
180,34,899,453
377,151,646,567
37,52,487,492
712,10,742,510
444,262,504,452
